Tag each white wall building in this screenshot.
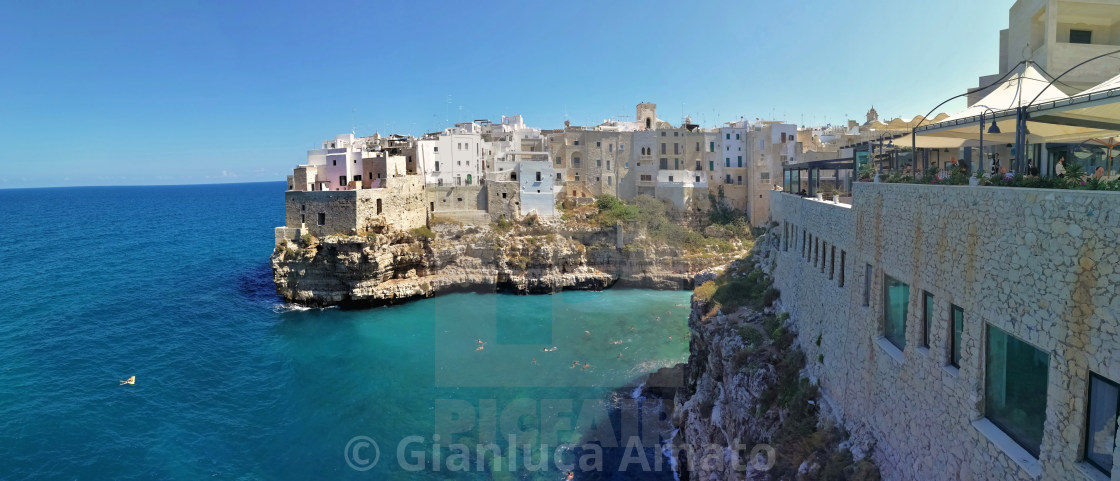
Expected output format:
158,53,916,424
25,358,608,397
416,123,491,187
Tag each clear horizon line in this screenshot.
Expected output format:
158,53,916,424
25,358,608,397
0,179,287,191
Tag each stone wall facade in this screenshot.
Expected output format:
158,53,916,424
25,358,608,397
284,176,427,239
426,184,486,212
767,183,1120,481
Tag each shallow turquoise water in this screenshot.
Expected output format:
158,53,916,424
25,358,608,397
0,182,690,479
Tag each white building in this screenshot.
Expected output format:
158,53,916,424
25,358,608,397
416,122,491,187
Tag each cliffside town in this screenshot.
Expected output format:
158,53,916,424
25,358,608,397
272,200,752,307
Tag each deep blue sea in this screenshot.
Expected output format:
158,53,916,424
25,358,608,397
0,182,691,480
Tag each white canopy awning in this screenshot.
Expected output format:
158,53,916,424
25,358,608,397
891,134,979,149
915,63,1120,143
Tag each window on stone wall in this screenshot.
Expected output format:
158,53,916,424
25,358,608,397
829,246,835,279
596,141,601,147
922,292,933,349
608,176,612,186
883,275,909,350
1070,29,1092,44
376,198,383,215
1085,372,1119,474
317,213,326,226
950,305,963,367
607,161,611,170
820,242,828,273
863,264,872,306
709,160,714,171
985,324,1049,457
597,159,602,167
710,141,715,152
502,192,507,199
802,230,807,258
738,156,743,167
839,251,846,287
661,158,669,169
661,143,666,154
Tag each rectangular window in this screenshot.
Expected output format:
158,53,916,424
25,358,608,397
640,174,652,181
1085,372,1119,474
985,324,1049,457
820,241,827,273
596,159,602,167
695,161,701,170
922,292,933,348
317,212,326,225
737,156,743,167
435,161,440,171
535,171,541,182
574,156,581,166
883,275,909,350
737,175,742,185
829,246,835,279
725,158,731,167
735,133,740,140
950,305,963,367
863,264,872,306
609,144,613,152
725,174,731,184
839,251,846,287
801,230,806,258
725,133,730,140
339,175,346,186
709,160,714,171
695,142,700,151
596,141,600,147
668,175,674,182
1070,29,1092,44
608,176,612,186
661,143,666,155
574,140,580,146
674,143,679,155
760,172,770,183
709,141,715,152
660,158,668,169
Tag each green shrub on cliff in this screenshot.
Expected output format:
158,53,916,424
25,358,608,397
693,281,717,302
410,226,435,240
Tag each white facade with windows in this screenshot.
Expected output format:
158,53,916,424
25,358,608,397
416,123,491,187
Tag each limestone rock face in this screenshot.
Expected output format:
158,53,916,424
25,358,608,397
672,298,783,480
270,224,745,307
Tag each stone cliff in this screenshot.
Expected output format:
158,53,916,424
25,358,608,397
270,222,747,307
662,247,880,480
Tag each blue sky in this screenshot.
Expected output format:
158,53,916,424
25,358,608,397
0,0,1010,188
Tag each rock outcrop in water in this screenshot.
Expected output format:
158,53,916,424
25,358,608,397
270,221,747,307
664,244,881,480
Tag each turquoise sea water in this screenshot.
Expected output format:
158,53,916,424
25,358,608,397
0,182,691,480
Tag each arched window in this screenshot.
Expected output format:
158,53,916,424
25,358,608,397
645,118,651,130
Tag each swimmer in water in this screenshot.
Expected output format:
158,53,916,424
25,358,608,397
120,376,135,385
582,363,590,369
532,358,537,365
584,330,591,336
571,361,580,368
476,345,484,351
668,336,672,342
566,472,574,481
617,353,622,359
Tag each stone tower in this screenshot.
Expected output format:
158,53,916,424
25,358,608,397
636,102,657,130
866,106,879,124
